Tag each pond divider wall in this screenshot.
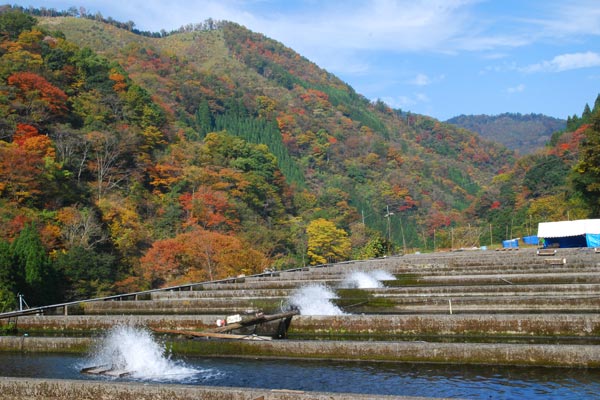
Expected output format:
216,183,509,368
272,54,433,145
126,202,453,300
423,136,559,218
1,336,599,368
7,313,600,337
0,377,413,400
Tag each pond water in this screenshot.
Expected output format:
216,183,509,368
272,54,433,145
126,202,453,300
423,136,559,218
0,352,599,399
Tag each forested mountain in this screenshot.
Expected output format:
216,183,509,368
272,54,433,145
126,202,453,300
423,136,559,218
446,113,566,154
468,99,600,243
0,7,597,310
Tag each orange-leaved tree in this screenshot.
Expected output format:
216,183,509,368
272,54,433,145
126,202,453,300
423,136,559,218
139,228,267,288
179,186,238,230
0,124,58,203
7,71,68,122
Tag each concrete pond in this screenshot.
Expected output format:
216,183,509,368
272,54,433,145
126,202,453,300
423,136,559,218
1,248,600,399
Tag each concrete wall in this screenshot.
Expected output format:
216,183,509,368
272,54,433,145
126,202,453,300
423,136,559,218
5,315,218,332
171,338,600,368
0,377,417,400
0,336,91,353
9,313,600,337
290,314,600,337
3,336,597,368
7,312,600,338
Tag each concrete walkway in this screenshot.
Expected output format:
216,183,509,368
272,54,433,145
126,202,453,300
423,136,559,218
0,377,442,400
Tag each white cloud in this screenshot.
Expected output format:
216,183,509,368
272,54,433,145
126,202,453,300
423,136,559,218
411,73,431,86
416,93,430,102
507,84,525,93
255,0,482,57
533,0,600,38
382,92,430,109
522,51,600,72
408,73,446,86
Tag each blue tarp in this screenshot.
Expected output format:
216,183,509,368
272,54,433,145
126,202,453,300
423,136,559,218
522,236,539,245
538,219,600,248
545,235,587,248
502,239,519,248
587,233,600,248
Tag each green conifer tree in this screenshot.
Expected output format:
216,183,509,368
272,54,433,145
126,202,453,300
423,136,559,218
0,240,17,311
10,224,55,306
582,104,592,123
196,99,214,137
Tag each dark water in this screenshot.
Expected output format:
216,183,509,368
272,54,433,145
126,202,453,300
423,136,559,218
1,353,599,399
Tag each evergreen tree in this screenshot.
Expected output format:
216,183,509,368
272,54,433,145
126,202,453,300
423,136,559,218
214,113,305,186
582,104,592,123
0,240,17,311
53,246,115,301
567,114,580,132
196,99,214,137
10,224,55,306
594,94,600,113
0,240,14,290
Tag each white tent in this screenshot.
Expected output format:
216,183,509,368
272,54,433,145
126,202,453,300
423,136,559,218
537,219,600,248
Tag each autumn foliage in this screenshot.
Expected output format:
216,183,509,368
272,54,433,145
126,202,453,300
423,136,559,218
139,228,266,288
0,7,597,307
8,71,68,118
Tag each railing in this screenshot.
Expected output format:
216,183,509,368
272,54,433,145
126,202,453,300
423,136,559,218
0,271,271,320
0,254,403,320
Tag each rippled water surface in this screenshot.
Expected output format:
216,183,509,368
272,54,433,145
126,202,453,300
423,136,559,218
1,353,599,399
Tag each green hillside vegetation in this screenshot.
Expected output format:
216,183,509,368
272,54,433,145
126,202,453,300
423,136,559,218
468,100,600,240
446,113,566,155
0,6,598,310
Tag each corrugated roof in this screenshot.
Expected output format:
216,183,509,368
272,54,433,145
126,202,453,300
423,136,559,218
537,219,600,238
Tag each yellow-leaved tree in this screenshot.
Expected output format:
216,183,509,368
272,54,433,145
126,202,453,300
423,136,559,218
306,218,351,265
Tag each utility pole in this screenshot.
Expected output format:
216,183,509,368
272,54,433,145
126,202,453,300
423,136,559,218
385,205,394,255
399,217,407,255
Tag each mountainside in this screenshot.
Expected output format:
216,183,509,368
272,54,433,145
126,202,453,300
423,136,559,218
3,7,597,308
446,113,566,154
39,15,513,212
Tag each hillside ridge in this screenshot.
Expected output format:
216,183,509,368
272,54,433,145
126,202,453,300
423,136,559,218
446,112,566,154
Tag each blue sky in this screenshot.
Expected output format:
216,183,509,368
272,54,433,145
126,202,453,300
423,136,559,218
11,0,600,120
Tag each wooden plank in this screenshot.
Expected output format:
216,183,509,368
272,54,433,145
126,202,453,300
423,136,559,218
208,310,298,334
81,366,133,377
103,369,132,377
152,328,271,340
81,366,111,375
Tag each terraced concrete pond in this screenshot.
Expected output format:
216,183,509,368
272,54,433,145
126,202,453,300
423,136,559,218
2,248,600,399
1,352,600,399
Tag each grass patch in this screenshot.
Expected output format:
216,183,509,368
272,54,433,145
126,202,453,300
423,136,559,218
384,274,421,286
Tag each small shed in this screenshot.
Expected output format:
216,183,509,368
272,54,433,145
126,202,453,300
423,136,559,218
502,239,519,248
537,219,600,248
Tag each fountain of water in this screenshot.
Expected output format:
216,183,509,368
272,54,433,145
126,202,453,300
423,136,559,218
287,283,346,315
85,325,202,381
368,270,395,281
340,270,395,288
287,270,396,314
